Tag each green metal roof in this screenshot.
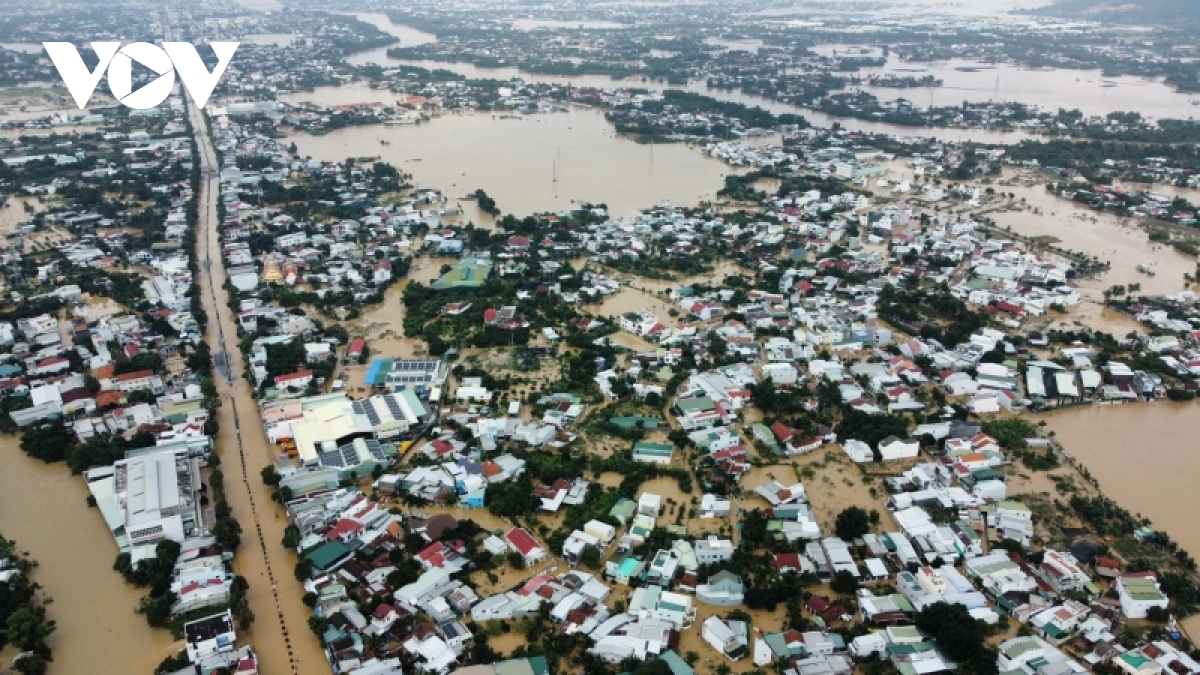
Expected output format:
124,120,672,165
633,442,675,457
658,651,694,675
306,540,351,570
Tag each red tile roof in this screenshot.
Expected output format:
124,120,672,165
505,527,541,556
275,370,313,384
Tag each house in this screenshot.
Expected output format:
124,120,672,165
1115,652,1165,675
1094,557,1123,580
702,616,748,661
562,531,603,566
632,442,675,465
699,494,732,518
1038,550,1092,595
505,528,547,566
1115,572,1169,619
695,536,735,565
274,370,314,392
629,585,696,629
696,571,745,606
116,369,157,393
606,556,646,586
878,436,920,461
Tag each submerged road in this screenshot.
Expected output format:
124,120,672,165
186,95,328,673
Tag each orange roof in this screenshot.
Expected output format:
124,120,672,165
116,369,154,382
959,452,988,463
95,391,125,407
94,364,116,379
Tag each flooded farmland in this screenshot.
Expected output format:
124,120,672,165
282,104,746,218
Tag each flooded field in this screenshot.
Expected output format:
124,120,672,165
0,437,179,675
1040,403,1200,557
846,55,1200,120
283,105,743,218
0,195,40,234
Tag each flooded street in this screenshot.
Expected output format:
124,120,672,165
190,98,328,674
283,105,744,218
0,437,178,675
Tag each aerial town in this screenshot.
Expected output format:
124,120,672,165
3,1,1200,675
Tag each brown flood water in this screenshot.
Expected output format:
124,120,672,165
848,55,1200,120
283,103,743,218
0,437,180,674
189,97,329,673
1041,403,1200,557
334,15,1038,145
1039,402,1200,639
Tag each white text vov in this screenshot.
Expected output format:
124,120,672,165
43,42,239,110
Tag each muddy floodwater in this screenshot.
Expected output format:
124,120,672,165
282,103,745,218
847,56,1200,120
0,437,179,675
1040,403,1200,561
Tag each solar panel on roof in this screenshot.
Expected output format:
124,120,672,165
384,396,404,418
318,448,345,468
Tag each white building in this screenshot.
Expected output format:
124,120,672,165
1115,573,1170,619
695,536,735,565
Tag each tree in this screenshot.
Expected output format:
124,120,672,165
136,592,176,628
5,605,54,653
261,465,282,486
19,424,73,463
835,506,871,540
308,616,330,643
12,652,48,675
282,524,301,550
212,517,242,551
831,570,860,595
915,602,998,675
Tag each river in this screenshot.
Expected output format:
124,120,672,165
338,10,1200,143
337,13,1037,145
0,437,179,675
